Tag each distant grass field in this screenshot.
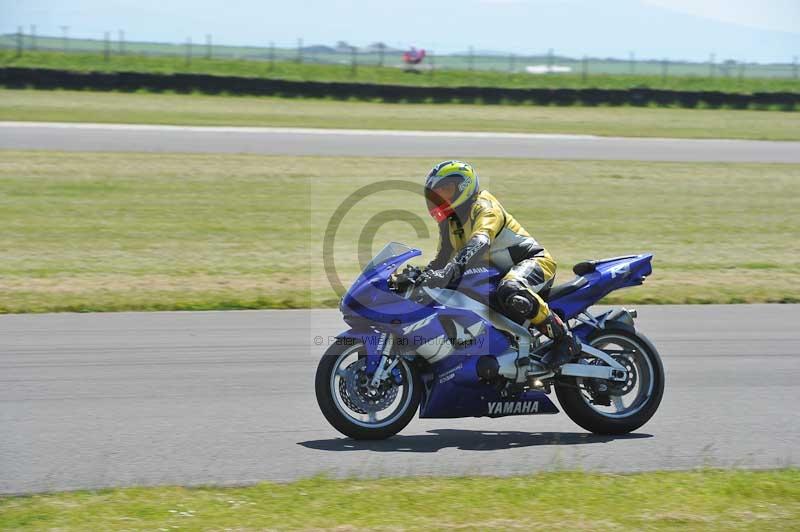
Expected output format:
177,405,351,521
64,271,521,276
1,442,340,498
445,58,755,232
2,50,799,94
1,152,797,313
3,89,799,140
2,469,799,531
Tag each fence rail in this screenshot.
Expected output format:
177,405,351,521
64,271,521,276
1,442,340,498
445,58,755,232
1,31,798,80
2,67,797,110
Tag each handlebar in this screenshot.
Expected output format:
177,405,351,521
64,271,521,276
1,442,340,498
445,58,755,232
390,265,433,304
391,264,423,290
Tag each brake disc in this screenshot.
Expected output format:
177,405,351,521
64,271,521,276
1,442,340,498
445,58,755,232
576,349,633,406
607,353,638,395
339,358,399,415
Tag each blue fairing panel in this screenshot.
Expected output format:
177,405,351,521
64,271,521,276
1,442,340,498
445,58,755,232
419,357,559,418
341,248,436,325
456,266,502,306
549,254,653,320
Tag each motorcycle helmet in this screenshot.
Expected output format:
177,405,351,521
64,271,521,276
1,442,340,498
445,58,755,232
424,160,479,222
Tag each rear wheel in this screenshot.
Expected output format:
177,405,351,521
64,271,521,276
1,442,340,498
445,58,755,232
315,341,421,440
555,328,664,435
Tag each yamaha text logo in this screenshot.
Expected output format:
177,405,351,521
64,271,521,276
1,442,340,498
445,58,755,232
487,400,539,415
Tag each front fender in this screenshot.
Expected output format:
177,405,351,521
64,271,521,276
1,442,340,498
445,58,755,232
333,329,385,376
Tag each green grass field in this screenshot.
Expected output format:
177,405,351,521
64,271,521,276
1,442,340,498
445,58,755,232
3,50,799,94
1,152,797,313
1,469,798,530
3,89,799,140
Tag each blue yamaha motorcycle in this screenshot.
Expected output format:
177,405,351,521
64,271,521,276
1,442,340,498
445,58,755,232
315,242,664,440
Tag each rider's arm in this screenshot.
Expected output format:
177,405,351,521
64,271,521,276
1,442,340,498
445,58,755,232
426,221,454,270
450,197,503,272
422,233,487,288
452,233,490,272
421,199,502,287
469,196,505,243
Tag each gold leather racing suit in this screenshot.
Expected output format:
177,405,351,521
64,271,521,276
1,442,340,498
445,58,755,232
426,190,557,326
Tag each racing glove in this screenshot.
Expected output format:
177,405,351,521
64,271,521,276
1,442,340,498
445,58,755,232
420,261,460,288
421,234,490,289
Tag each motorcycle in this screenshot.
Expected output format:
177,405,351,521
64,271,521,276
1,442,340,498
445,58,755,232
315,242,664,440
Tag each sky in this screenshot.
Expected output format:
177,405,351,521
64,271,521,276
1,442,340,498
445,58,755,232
1,0,798,62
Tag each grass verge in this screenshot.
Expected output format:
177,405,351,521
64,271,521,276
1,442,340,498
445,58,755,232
2,88,800,140
1,469,799,530
1,152,798,313
4,50,800,94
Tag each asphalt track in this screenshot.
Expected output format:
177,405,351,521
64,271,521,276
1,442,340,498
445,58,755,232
1,123,798,495
2,305,799,494
2,122,800,162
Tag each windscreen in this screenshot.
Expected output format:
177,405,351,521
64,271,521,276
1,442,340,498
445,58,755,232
361,242,413,276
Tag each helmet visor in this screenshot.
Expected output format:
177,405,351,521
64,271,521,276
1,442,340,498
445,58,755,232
425,181,458,222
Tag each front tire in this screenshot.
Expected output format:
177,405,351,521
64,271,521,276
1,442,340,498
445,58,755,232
555,327,664,435
315,341,421,440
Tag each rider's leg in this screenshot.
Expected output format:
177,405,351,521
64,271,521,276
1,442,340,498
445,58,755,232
536,312,581,369
496,253,580,369
496,256,553,323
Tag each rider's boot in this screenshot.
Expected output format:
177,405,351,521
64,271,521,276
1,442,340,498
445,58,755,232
537,313,582,370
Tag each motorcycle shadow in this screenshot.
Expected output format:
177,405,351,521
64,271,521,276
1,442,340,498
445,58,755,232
298,429,652,453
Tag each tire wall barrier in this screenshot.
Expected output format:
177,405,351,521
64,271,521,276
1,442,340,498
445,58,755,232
1,67,798,110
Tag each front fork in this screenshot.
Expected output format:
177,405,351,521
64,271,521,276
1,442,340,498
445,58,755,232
362,331,404,386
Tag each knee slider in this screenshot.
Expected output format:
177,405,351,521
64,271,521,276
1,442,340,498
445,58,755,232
497,280,540,322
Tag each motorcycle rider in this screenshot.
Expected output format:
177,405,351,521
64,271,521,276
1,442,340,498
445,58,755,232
418,160,580,369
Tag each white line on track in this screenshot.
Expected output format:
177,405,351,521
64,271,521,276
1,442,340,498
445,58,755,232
4,121,799,162
4,121,796,145
0,121,602,140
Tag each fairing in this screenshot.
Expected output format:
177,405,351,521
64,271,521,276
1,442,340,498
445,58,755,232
548,254,653,320
334,244,652,419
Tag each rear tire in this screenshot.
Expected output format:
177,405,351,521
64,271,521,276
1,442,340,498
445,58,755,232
315,341,421,440
555,327,664,435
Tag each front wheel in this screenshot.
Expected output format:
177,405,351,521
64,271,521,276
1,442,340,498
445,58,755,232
315,341,421,440
555,328,664,435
